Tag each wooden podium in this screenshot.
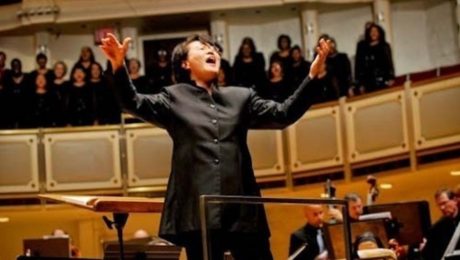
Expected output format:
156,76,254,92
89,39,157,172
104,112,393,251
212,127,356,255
39,194,164,260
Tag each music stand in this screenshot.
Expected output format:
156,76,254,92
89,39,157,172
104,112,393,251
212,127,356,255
199,195,354,260
324,218,390,259
364,201,431,245
39,194,164,260
23,237,70,258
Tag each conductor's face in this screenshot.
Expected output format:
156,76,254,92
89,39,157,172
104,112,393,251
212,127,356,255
183,41,221,83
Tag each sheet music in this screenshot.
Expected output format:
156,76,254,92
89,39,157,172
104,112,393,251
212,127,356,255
39,194,164,213
61,195,98,207
358,212,392,221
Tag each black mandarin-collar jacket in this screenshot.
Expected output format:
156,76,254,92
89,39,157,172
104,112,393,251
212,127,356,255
109,67,320,245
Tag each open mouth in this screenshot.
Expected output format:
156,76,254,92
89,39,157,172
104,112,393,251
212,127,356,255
205,56,216,65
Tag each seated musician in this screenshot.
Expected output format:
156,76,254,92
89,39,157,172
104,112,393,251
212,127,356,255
289,204,328,260
354,231,385,251
50,228,81,258
354,232,398,260
327,192,365,223
131,228,174,246
422,188,460,260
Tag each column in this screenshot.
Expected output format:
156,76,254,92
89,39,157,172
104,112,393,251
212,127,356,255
300,6,319,61
457,0,460,48
210,14,230,61
373,0,393,44
120,26,139,60
34,31,51,62
78,219,102,257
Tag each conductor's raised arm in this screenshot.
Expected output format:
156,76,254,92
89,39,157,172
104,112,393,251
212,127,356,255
100,33,171,128
100,33,131,72
249,39,330,129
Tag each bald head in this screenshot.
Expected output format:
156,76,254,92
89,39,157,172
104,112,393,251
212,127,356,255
133,229,150,239
303,204,325,228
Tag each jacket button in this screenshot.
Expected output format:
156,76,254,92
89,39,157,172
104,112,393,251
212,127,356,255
214,159,220,164
213,139,218,144
210,104,216,109
211,119,217,124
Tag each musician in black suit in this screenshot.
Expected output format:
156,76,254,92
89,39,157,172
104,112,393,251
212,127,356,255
422,188,460,260
289,204,328,260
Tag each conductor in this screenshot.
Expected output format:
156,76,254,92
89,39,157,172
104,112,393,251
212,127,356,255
100,33,329,260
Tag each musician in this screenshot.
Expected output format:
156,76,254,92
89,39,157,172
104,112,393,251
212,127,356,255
50,229,81,258
354,231,384,251
422,188,460,260
100,33,329,260
344,193,364,221
289,205,328,260
366,175,379,205
455,184,460,206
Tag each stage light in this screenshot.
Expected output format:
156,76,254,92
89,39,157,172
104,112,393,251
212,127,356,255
320,193,329,198
0,217,10,223
380,183,393,189
451,171,460,176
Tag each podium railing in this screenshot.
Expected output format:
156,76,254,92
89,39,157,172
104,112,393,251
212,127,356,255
199,195,352,260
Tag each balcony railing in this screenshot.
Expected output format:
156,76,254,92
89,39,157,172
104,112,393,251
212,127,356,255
1,73,460,198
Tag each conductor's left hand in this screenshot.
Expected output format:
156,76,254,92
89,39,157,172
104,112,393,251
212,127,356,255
309,39,330,79
99,33,131,72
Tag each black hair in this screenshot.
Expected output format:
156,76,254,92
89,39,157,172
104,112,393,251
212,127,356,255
90,62,103,79
215,42,224,54
268,59,285,80
277,34,292,50
290,45,303,56
365,24,386,44
70,64,87,83
36,52,48,61
78,46,96,63
237,37,257,58
11,58,21,68
318,34,331,42
129,58,142,69
171,34,220,84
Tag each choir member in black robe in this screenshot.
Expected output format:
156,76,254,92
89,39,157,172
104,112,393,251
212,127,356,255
66,65,95,126
233,37,266,90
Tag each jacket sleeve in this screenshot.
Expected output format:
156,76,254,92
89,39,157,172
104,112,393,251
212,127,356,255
106,65,171,128
248,75,320,129
289,233,302,257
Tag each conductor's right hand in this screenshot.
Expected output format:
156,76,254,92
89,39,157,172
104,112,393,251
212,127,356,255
99,33,131,72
